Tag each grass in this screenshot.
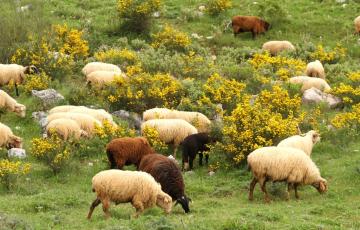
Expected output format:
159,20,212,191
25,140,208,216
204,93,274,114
1,0,360,229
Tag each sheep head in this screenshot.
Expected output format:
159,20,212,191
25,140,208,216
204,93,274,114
263,20,271,31
307,130,320,144
312,179,327,194
24,65,39,74
175,195,191,213
14,104,26,118
156,191,173,214
6,135,23,149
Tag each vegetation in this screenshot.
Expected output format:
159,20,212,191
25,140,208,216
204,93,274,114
0,0,359,229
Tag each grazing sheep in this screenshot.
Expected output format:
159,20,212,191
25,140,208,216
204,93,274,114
231,16,270,39
143,108,211,133
46,118,88,140
247,146,327,202
82,62,121,76
139,154,191,213
69,107,116,125
86,70,126,87
289,76,331,92
181,133,212,170
0,90,26,117
106,137,155,169
262,41,295,55
141,119,198,158
48,105,86,114
0,122,22,149
306,60,325,79
354,16,360,34
47,112,102,136
0,64,39,96
87,169,172,219
277,130,320,156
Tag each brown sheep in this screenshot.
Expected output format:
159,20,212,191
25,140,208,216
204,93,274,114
231,16,270,39
106,137,155,169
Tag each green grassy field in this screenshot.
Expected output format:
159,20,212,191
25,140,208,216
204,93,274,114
1,0,360,229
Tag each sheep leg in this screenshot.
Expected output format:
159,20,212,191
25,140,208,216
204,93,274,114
87,198,101,219
248,178,257,201
286,183,292,201
260,179,270,203
189,157,194,170
173,146,178,159
199,152,203,166
102,198,111,219
205,153,209,165
132,199,144,218
251,31,256,39
294,184,300,199
15,83,19,97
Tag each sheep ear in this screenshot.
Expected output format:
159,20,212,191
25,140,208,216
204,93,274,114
320,180,327,192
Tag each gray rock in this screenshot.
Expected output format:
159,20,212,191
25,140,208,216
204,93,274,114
249,95,258,106
208,171,215,176
302,87,342,109
32,89,64,106
8,148,26,159
32,111,48,132
112,110,142,130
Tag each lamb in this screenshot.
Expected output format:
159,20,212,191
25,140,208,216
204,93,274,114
277,130,320,156
262,41,295,55
0,90,26,117
305,60,325,79
46,118,88,140
247,146,327,202
47,112,102,136
139,154,191,213
231,16,270,39
87,169,172,219
143,108,211,133
354,16,360,34
0,64,39,96
106,137,155,169
141,119,198,158
0,122,23,149
289,76,331,92
181,133,212,170
82,62,121,76
86,70,126,87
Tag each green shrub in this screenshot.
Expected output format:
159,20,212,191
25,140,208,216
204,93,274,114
205,0,232,16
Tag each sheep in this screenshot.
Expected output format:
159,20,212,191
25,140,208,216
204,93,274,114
82,62,121,76
231,16,270,39
0,64,39,96
0,90,26,117
0,122,23,149
143,108,211,133
86,70,126,87
141,119,198,158
139,154,191,213
48,105,86,114
277,130,320,156
87,169,172,219
181,133,212,171
47,112,102,136
46,118,88,140
262,41,295,55
305,60,325,79
247,146,328,202
289,76,331,92
354,16,360,34
106,137,155,169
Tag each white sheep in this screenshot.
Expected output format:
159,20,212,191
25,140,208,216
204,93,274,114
143,108,211,133
86,70,126,87
47,112,102,136
247,146,327,202
141,119,198,158
262,41,295,55
305,60,325,79
0,64,38,96
277,130,320,156
0,122,22,149
289,76,331,93
0,90,26,117
82,62,121,76
87,169,172,219
48,105,86,114
354,16,360,34
69,107,117,127
46,118,88,140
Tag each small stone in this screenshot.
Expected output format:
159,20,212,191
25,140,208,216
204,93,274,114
88,162,93,167
302,87,342,109
208,171,215,176
8,148,26,159
153,11,160,18
198,5,206,11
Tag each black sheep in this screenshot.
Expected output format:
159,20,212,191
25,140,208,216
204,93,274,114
181,133,211,170
139,154,191,213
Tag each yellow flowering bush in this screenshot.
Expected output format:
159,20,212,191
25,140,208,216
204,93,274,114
219,85,304,164
331,103,360,129
152,25,191,51
331,72,360,107
94,48,139,68
0,159,31,190
141,125,168,153
94,120,136,141
310,44,346,64
104,72,184,112
31,130,71,174
206,0,232,16
21,73,51,94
